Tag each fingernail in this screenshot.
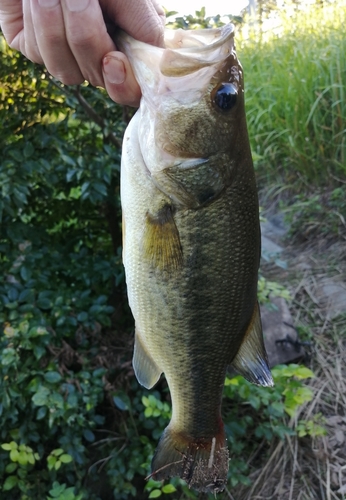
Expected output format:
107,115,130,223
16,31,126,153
103,56,125,85
38,0,59,7
65,0,90,12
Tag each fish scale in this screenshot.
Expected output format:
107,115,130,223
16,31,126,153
118,24,273,493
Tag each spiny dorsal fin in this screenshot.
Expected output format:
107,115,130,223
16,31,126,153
133,331,162,389
231,302,274,387
142,205,183,272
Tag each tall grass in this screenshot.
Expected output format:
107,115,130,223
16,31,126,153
238,1,346,186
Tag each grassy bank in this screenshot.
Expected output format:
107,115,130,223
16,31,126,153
238,1,346,187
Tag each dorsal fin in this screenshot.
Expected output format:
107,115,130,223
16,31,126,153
230,302,274,387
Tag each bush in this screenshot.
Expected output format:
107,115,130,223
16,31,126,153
0,29,129,499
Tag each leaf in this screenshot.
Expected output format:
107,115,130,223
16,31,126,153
47,456,56,470
66,169,77,182
48,481,66,497
3,475,18,491
32,386,50,406
165,10,178,18
149,490,162,498
20,266,32,282
83,429,95,442
13,187,27,205
29,326,48,337
113,394,129,411
59,454,73,463
36,298,53,310
17,450,28,465
77,311,88,322
33,345,46,360
7,287,18,301
144,407,153,418
50,391,64,408
294,366,315,379
92,182,108,197
5,462,18,473
10,448,19,462
142,396,149,407
225,376,239,386
162,484,177,493
51,449,64,457
1,442,14,451
44,371,62,384
23,142,34,159
36,407,47,422
9,150,22,162
61,154,76,167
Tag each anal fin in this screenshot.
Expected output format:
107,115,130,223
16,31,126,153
230,302,274,387
133,331,162,389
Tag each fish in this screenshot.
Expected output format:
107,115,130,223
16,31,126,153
118,24,273,494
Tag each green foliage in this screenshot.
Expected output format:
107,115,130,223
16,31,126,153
47,449,73,471
47,482,84,500
0,27,128,499
146,479,177,498
166,7,243,30
1,441,75,497
257,276,291,304
222,365,316,482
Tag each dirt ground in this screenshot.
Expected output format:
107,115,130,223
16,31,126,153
230,214,346,500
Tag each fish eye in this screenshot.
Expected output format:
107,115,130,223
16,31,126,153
213,83,238,111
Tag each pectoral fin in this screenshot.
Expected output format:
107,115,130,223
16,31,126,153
230,303,274,387
142,205,183,272
133,331,162,389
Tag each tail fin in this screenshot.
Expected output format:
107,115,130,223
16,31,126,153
150,426,229,494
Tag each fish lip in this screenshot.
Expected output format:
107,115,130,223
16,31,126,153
116,24,235,79
163,23,235,54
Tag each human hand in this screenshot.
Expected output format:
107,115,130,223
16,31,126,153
0,0,165,106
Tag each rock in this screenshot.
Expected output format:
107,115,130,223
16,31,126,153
261,213,289,240
260,215,288,267
261,234,284,258
260,297,304,367
315,277,346,319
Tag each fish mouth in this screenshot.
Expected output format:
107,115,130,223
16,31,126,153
160,24,235,76
116,24,236,97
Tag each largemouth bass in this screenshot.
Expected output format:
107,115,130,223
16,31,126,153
118,24,273,494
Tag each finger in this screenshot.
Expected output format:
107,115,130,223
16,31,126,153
151,0,166,30
0,0,27,56
22,0,42,63
60,0,116,88
30,0,84,85
100,0,165,47
102,52,141,107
